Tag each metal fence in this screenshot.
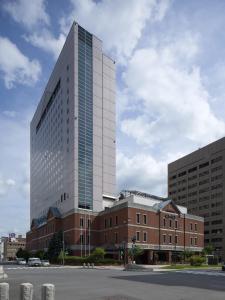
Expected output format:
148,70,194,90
0,283,55,300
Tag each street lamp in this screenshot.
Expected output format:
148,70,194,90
131,236,136,264
120,241,126,267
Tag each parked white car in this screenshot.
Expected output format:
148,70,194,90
17,258,26,265
41,260,50,267
28,258,42,267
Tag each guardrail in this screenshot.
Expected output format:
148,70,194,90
0,283,55,300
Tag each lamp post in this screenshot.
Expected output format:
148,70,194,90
174,227,177,265
121,241,126,267
131,236,136,264
62,230,65,266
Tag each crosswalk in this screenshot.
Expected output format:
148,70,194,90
4,266,79,270
176,270,225,277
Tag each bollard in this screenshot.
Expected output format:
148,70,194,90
87,263,90,268
42,284,55,300
0,283,9,300
83,263,86,268
91,263,94,269
20,283,33,300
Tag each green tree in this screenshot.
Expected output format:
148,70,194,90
34,250,46,260
16,248,31,261
47,230,63,260
183,250,193,262
128,245,143,261
202,244,214,255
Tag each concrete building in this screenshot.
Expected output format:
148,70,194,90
30,22,116,221
3,235,26,261
168,137,225,260
0,238,4,261
27,191,204,263
28,22,116,253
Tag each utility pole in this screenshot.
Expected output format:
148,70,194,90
62,231,65,266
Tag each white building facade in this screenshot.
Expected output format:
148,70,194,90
30,22,116,223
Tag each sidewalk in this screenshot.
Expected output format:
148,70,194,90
0,266,8,279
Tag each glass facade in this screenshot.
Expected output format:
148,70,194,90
78,26,93,210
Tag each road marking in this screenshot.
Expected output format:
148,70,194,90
5,266,79,270
176,270,225,277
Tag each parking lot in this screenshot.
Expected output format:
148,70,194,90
1,265,225,300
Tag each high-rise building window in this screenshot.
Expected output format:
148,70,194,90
78,26,93,210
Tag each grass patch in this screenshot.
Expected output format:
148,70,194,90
161,264,221,270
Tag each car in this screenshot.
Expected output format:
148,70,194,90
17,258,26,265
41,260,50,267
28,257,42,267
222,264,225,271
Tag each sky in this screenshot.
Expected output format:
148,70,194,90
1,0,225,237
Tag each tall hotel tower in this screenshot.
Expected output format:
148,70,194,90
30,23,116,228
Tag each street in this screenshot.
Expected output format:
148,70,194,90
1,265,225,300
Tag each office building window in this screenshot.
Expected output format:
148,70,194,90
115,216,118,226
163,234,166,243
175,235,178,244
163,218,166,227
169,235,172,244
109,217,112,227
194,223,197,231
190,223,193,231
175,220,178,229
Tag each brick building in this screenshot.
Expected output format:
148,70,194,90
27,191,204,263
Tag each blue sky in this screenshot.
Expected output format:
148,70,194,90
1,0,225,237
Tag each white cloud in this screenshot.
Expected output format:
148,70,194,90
120,33,225,152
60,0,171,63
0,175,16,196
0,110,31,236
24,30,66,60
117,151,167,196
2,110,17,118
0,37,41,88
2,0,50,28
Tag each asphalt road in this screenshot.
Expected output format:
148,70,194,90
1,266,225,300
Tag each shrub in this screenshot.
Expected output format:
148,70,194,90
91,248,106,261
190,255,205,266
